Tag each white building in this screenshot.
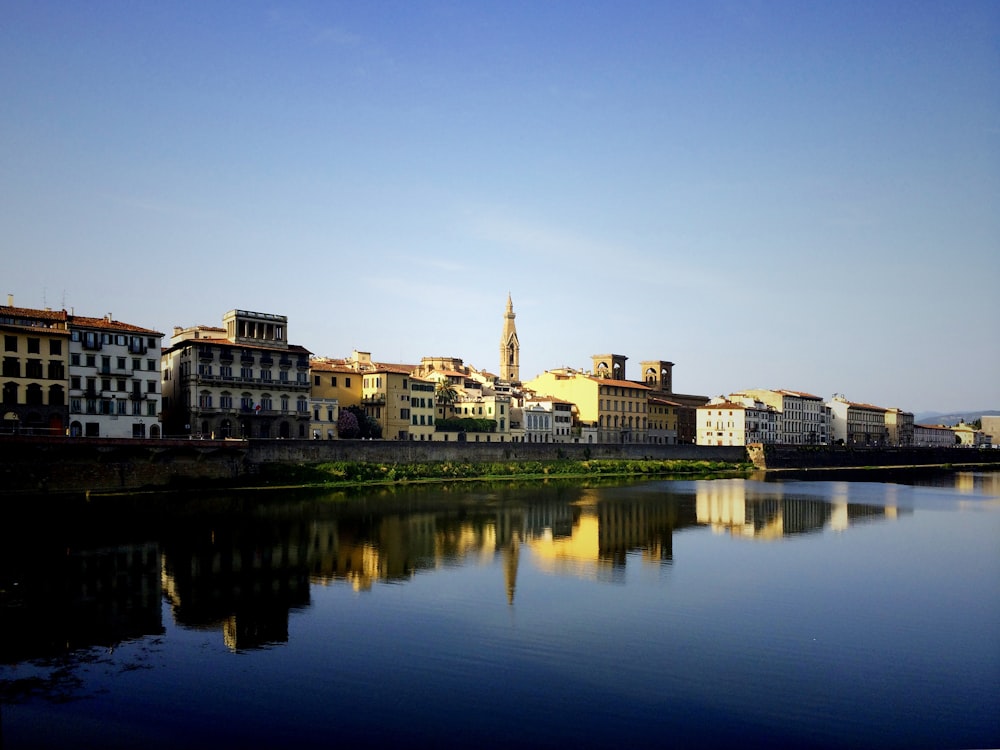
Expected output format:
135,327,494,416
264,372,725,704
697,396,779,446
827,396,888,446
67,314,164,438
738,389,828,445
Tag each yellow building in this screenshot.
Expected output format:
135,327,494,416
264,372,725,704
523,366,650,443
1,301,71,435
884,407,915,446
647,396,680,445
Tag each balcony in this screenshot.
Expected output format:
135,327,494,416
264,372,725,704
361,394,386,405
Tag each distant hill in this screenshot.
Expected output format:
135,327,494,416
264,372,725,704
914,410,1000,426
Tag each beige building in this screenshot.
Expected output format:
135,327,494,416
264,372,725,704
951,421,987,447
738,389,828,445
884,408,915,447
981,415,1000,447
161,310,312,439
1,301,70,436
647,396,680,445
913,423,958,447
696,396,779,446
827,396,888,446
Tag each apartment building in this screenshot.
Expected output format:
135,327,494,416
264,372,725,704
1,302,70,435
884,408,915,447
696,396,779,446
914,423,958,447
647,396,680,445
827,396,888,446
523,364,650,444
738,389,828,445
161,310,311,439
68,314,164,438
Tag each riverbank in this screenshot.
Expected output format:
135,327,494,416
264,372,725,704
253,457,753,491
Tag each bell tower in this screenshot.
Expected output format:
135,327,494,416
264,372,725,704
499,293,520,383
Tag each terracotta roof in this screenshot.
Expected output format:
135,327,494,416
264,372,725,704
69,315,163,336
0,305,69,322
587,376,651,390
776,389,823,400
649,397,683,406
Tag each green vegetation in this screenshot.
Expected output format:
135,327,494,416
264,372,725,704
435,417,496,433
256,458,752,488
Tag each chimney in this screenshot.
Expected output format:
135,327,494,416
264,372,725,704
6,294,12,307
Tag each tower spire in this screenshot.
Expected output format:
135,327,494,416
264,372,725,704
500,294,520,383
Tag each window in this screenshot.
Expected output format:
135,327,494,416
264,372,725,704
331,376,337,387
220,393,233,409
4,336,17,352
146,359,155,371
27,338,40,354
345,377,351,388
314,375,320,386
132,358,141,370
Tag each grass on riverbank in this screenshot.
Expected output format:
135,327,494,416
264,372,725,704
255,458,753,488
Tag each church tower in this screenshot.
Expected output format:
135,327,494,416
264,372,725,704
499,293,520,383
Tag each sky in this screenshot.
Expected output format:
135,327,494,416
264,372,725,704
2,1,998,415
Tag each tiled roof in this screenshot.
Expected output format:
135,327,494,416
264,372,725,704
0,305,69,322
587,376,651,390
70,315,163,336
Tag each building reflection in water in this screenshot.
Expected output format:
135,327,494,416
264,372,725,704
696,479,903,539
1,542,163,665
3,477,931,660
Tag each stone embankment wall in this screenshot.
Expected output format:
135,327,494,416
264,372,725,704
747,443,1000,470
0,437,744,494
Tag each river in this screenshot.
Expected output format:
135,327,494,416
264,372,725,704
2,470,998,749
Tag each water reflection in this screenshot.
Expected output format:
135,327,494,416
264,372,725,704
696,480,905,538
3,476,962,667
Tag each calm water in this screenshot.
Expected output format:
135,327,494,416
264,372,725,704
2,471,998,749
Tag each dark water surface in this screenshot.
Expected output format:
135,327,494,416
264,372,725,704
2,471,998,749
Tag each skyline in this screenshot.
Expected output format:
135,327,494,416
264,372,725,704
2,1,998,413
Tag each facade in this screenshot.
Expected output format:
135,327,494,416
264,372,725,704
523,367,650,444
635,357,707,444
981,415,1000,447
647,397,679,445
161,310,312,439
738,389,828,445
883,408,915,447
2,299,163,438
914,423,958,447
67,315,164,438
361,365,420,441
499,294,520,383
951,421,987,447
1,302,70,435
408,377,437,440
827,397,888,446
309,357,366,439
522,397,574,443
696,396,779,446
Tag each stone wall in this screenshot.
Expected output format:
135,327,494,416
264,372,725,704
747,443,1000,470
0,437,745,494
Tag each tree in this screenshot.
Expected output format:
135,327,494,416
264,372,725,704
436,379,459,418
337,409,359,439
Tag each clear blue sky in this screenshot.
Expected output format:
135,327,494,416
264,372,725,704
2,1,997,414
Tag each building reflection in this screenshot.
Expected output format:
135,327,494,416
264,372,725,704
695,480,902,539
5,473,973,662
160,521,313,651
1,542,163,664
